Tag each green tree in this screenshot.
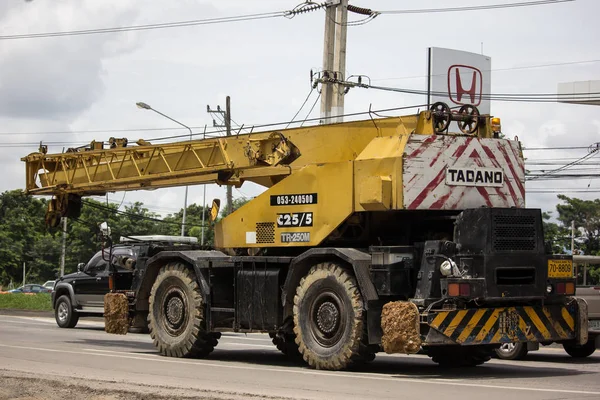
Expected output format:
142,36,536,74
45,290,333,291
0,190,53,285
554,195,600,284
161,203,213,245
555,195,600,255
542,211,569,254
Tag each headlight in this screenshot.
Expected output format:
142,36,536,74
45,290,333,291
440,260,453,277
546,284,553,294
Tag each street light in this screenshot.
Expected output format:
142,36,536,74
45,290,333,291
136,102,193,237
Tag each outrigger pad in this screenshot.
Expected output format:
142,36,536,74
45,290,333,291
104,293,129,335
381,301,422,354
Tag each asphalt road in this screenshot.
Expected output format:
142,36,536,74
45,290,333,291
1,314,599,400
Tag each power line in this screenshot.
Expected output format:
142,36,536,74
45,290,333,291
83,200,209,228
286,87,315,128
0,1,331,41
523,146,591,150
372,59,600,83
526,144,599,181
301,93,321,126
0,126,191,136
378,0,574,14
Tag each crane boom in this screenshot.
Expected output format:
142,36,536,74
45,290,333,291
22,108,517,249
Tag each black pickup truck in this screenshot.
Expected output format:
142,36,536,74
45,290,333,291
52,235,199,329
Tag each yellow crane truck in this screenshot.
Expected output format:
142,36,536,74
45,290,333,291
22,103,588,370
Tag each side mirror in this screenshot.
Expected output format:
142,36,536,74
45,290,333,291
99,221,111,237
77,263,85,272
210,199,221,223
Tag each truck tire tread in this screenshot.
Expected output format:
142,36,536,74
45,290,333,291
148,262,216,358
293,262,364,370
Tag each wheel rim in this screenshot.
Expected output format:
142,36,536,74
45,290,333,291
499,343,516,353
161,285,189,336
308,290,346,348
57,302,69,323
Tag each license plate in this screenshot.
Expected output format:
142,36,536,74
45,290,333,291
589,320,600,331
548,259,573,278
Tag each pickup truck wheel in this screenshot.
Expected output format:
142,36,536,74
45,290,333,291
563,340,596,358
148,263,216,358
55,295,79,328
428,346,492,367
293,263,364,370
495,342,529,360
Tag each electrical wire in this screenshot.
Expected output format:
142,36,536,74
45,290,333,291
523,146,591,150
377,0,574,14
83,199,209,228
300,93,322,127
363,83,600,103
372,59,600,82
526,145,599,181
0,2,329,41
286,87,315,128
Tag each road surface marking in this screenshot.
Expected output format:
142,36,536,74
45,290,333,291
0,343,599,396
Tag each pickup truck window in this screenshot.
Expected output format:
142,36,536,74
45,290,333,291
84,253,108,275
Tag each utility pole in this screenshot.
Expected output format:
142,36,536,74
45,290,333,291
207,97,233,216
60,217,67,277
320,0,348,123
571,220,575,256
22,262,25,286
331,0,348,123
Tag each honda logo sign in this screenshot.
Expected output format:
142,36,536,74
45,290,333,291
428,47,491,115
447,65,483,107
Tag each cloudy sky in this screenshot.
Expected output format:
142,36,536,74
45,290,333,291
1,0,598,218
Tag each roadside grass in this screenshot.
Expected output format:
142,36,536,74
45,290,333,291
0,293,52,311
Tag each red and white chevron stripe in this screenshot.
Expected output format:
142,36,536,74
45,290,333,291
403,135,525,210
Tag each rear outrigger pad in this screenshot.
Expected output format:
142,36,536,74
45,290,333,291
380,301,421,354
104,293,129,335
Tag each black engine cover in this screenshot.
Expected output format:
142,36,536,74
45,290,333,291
453,208,546,300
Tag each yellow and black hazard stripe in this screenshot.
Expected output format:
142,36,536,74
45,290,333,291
426,303,577,345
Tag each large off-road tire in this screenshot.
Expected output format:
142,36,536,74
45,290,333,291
427,346,492,367
563,340,596,358
293,262,364,370
55,295,79,328
148,263,217,358
495,342,529,360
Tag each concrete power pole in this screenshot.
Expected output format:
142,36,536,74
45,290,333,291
207,97,233,216
60,217,67,277
320,0,348,123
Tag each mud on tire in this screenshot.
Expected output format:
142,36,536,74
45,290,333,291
148,262,216,358
293,262,364,370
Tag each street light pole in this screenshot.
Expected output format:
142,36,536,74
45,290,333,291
136,102,193,237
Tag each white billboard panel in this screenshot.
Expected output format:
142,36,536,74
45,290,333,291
428,47,491,114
